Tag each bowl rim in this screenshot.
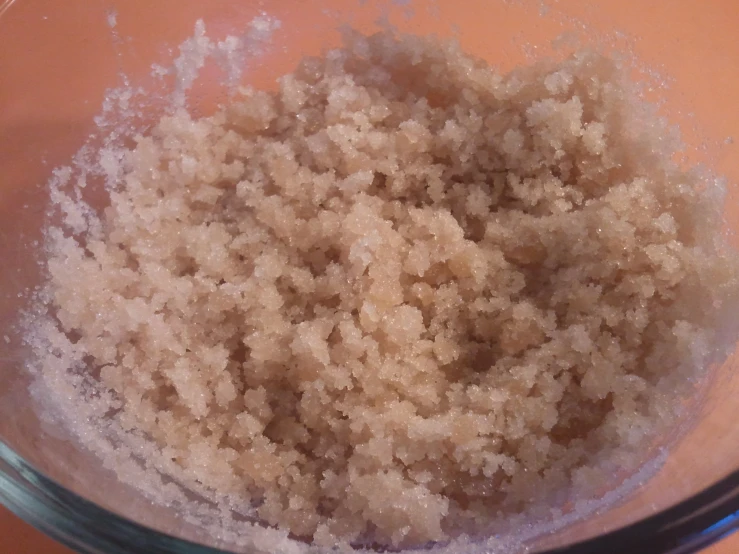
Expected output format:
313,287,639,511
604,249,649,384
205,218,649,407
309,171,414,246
1,439,739,554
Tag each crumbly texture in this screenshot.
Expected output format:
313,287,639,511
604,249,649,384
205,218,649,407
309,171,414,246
43,31,737,548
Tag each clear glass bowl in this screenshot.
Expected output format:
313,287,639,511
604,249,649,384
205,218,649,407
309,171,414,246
1,0,739,552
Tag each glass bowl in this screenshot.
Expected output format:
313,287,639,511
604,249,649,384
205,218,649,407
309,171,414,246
1,0,739,552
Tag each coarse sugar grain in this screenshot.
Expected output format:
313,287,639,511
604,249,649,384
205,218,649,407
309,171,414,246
39,29,739,549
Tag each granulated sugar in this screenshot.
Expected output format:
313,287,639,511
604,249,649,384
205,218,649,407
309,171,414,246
33,29,739,550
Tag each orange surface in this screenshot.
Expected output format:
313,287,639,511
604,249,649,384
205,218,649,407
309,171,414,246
1,508,72,553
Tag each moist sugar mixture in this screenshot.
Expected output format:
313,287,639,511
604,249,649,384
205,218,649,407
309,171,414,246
39,30,738,548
